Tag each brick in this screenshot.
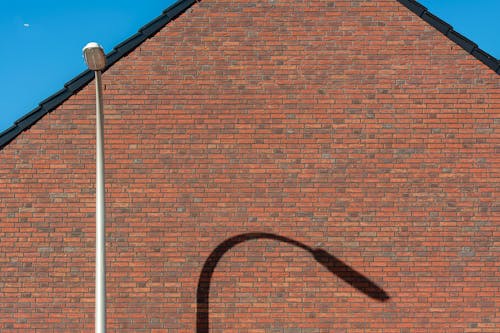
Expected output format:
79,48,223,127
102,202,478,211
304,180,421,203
0,0,499,331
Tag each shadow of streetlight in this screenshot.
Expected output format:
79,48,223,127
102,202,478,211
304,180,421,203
196,232,389,332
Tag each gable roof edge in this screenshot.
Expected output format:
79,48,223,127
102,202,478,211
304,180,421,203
1,0,498,151
397,0,499,73
0,0,197,150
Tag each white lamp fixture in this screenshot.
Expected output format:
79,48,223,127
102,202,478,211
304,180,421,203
83,42,106,71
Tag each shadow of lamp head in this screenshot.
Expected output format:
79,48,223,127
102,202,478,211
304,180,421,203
311,248,390,301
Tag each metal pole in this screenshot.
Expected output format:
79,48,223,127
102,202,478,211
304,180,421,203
95,70,106,333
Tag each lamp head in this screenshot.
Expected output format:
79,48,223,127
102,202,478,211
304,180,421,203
83,42,106,71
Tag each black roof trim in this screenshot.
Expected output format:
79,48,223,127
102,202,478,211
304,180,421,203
1,0,498,150
421,11,451,34
446,30,477,54
0,125,22,147
64,71,95,93
397,0,499,73
164,0,196,19
398,0,427,16
15,107,47,131
0,0,197,150
470,48,499,70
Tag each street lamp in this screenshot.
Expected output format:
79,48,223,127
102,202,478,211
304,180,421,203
83,42,107,333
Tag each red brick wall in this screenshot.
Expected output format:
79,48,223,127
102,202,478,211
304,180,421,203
1,0,498,331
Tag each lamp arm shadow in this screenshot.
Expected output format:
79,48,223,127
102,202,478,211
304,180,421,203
196,232,389,333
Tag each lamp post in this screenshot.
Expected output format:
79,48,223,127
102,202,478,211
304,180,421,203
83,42,107,333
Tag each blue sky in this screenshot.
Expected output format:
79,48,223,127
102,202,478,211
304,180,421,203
1,0,498,133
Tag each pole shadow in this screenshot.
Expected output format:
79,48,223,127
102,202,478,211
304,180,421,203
196,232,389,332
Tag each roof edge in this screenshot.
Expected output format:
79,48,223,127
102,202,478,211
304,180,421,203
0,0,197,150
397,0,499,73
1,0,498,150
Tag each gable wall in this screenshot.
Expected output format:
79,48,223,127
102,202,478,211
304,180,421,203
0,1,498,331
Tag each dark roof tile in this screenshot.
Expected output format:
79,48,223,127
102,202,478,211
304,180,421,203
39,88,74,111
0,125,22,146
64,71,94,92
15,107,46,131
397,0,427,16
446,30,477,54
421,11,452,34
139,14,172,36
114,32,148,53
471,48,500,71
164,0,196,19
